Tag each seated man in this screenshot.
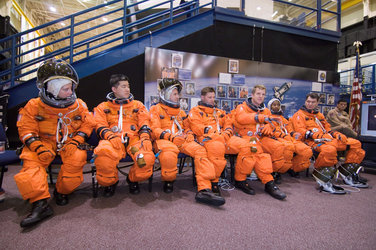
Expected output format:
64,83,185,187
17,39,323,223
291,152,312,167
326,99,358,138
93,74,155,196
291,93,367,194
15,58,95,227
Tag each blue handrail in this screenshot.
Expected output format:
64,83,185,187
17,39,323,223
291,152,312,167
0,0,213,89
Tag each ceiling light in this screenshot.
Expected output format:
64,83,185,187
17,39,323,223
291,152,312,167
61,22,66,26
272,11,278,18
102,17,108,22
256,6,261,11
104,0,108,3
50,6,56,12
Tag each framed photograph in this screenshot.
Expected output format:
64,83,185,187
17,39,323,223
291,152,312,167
185,82,195,96
172,53,183,68
216,85,227,98
319,93,326,104
239,86,248,99
214,99,220,108
219,73,232,84
150,96,159,107
233,100,242,109
221,100,231,113
322,106,332,117
327,94,335,105
228,86,239,98
178,68,192,80
233,74,245,85
228,59,239,73
161,67,178,79
179,97,189,111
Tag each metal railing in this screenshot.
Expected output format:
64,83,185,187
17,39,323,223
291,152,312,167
0,0,214,89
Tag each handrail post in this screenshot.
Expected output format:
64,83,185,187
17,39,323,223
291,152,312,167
11,36,16,88
317,0,321,31
170,0,173,25
123,0,128,43
337,0,341,32
241,0,245,13
69,16,75,63
195,0,199,15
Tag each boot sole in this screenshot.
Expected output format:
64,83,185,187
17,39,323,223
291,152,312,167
195,197,225,206
20,207,54,228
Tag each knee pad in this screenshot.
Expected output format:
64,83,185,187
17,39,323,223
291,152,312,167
14,167,48,200
56,171,83,194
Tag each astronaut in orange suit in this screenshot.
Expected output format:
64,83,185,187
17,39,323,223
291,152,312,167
93,74,155,196
187,87,230,206
150,80,224,207
290,93,367,194
232,85,286,200
267,98,312,177
15,58,95,227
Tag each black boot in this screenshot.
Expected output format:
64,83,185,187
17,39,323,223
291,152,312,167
272,172,282,184
126,176,140,194
235,180,255,195
20,199,53,228
103,181,119,197
195,189,225,206
287,169,300,178
211,182,221,196
54,189,69,206
163,181,174,193
265,181,286,200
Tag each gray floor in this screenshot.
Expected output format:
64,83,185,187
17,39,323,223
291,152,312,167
1,163,376,249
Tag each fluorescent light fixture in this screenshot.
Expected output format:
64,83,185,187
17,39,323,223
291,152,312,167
256,6,261,11
102,17,108,22
61,22,66,26
272,11,278,18
50,6,56,12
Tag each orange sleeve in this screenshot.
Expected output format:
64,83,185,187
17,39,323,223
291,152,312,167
135,101,151,129
76,99,95,136
149,105,164,139
187,107,207,136
318,112,332,132
93,102,110,130
291,111,309,136
17,98,40,143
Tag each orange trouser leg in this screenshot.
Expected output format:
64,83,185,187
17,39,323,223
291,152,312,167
308,141,338,169
292,141,313,172
181,141,215,191
14,146,52,203
155,139,179,182
56,148,87,194
261,137,285,173
276,138,294,173
94,140,125,186
253,153,274,184
127,139,155,182
203,140,226,183
344,138,365,164
225,136,256,181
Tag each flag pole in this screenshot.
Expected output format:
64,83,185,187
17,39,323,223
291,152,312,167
349,41,362,134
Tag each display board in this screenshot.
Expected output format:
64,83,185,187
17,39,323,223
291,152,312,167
144,47,339,118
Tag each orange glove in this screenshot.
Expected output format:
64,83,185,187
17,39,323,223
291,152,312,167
186,133,195,143
29,140,55,163
283,135,293,142
141,139,153,151
330,131,347,143
220,130,232,142
171,135,185,147
63,135,85,157
260,124,274,136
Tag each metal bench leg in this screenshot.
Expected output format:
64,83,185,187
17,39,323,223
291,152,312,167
91,165,98,198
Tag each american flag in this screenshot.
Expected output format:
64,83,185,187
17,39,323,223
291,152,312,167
349,42,362,133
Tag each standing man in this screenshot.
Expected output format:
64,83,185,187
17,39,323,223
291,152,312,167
326,98,358,138
93,74,155,196
15,58,95,227
291,93,367,194
232,85,287,200
187,87,231,206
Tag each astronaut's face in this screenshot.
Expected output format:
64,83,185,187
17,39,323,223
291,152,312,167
251,88,266,106
201,92,215,106
57,83,73,99
271,100,280,112
169,88,180,103
112,80,130,99
305,96,318,110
